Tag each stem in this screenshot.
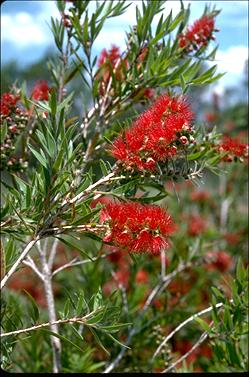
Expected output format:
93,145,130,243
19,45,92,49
23,256,44,281
48,238,59,270
103,262,192,373
38,240,61,373
0,237,39,290
161,331,209,373
1,310,97,338
152,301,232,361
52,247,121,277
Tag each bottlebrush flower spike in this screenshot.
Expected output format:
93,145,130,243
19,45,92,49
31,80,50,101
97,44,128,89
0,93,19,116
178,15,218,51
101,201,176,255
98,44,121,68
111,93,194,171
219,135,249,162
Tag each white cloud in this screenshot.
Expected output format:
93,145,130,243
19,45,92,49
2,12,48,47
1,2,60,48
208,46,248,95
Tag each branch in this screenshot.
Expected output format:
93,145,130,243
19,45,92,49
48,238,59,271
161,331,209,373
38,240,61,373
0,237,40,290
1,311,97,338
152,301,232,360
23,255,44,281
52,247,121,276
103,262,192,373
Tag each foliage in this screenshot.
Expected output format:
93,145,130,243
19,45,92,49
0,0,248,373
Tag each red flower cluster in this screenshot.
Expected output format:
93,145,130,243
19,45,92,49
204,111,217,123
97,45,127,86
135,269,149,284
205,250,233,272
31,80,50,101
111,94,194,171
178,15,217,51
101,201,176,255
219,135,248,162
190,190,211,203
0,93,19,116
187,214,207,237
98,44,121,69
102,245,130,294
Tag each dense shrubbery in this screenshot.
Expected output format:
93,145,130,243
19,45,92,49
1,0,248,373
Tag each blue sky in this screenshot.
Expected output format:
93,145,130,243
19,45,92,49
1,0,248,95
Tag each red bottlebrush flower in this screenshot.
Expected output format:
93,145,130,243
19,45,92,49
205,250,233,272
143,88,155,99
178,15,217,52
111,94,194,172
219,135,248,161
31,80,50,101
101,201,176,255
97,44,128,92
187,214,207,237
98,44,121,68
0,93,19,116
204,111,217,123
103,262,130,295
135,269,149,284
223,231,242,245
191,190,211,203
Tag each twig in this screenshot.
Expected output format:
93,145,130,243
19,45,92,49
52,248,121,277
161,250,166,278
23,255,44,282
0,237,40,289
161,331,209,373
103,262,192,373
47,224,107,235
48,238,59,271
1,310,98,338
111,270,129,315
152,301,232,360
61,170,117,207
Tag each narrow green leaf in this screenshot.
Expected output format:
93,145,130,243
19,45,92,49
22,289,40,323
55,236,94,262
41,329,84,353
88,327,110,355
195,317,211,333
29,145,47,168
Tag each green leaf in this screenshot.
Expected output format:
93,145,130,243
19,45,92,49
93,288,103,311
22,289,40,324
236,257,246,282
49,89,57,116
211,287,225,301
99,159,110,176
106,333,131,349
88,327,110,355
0,120,7,143
195,317,211,333
28,145,47,168
41,329,84,353
100,323,132,333
55,236,94,262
